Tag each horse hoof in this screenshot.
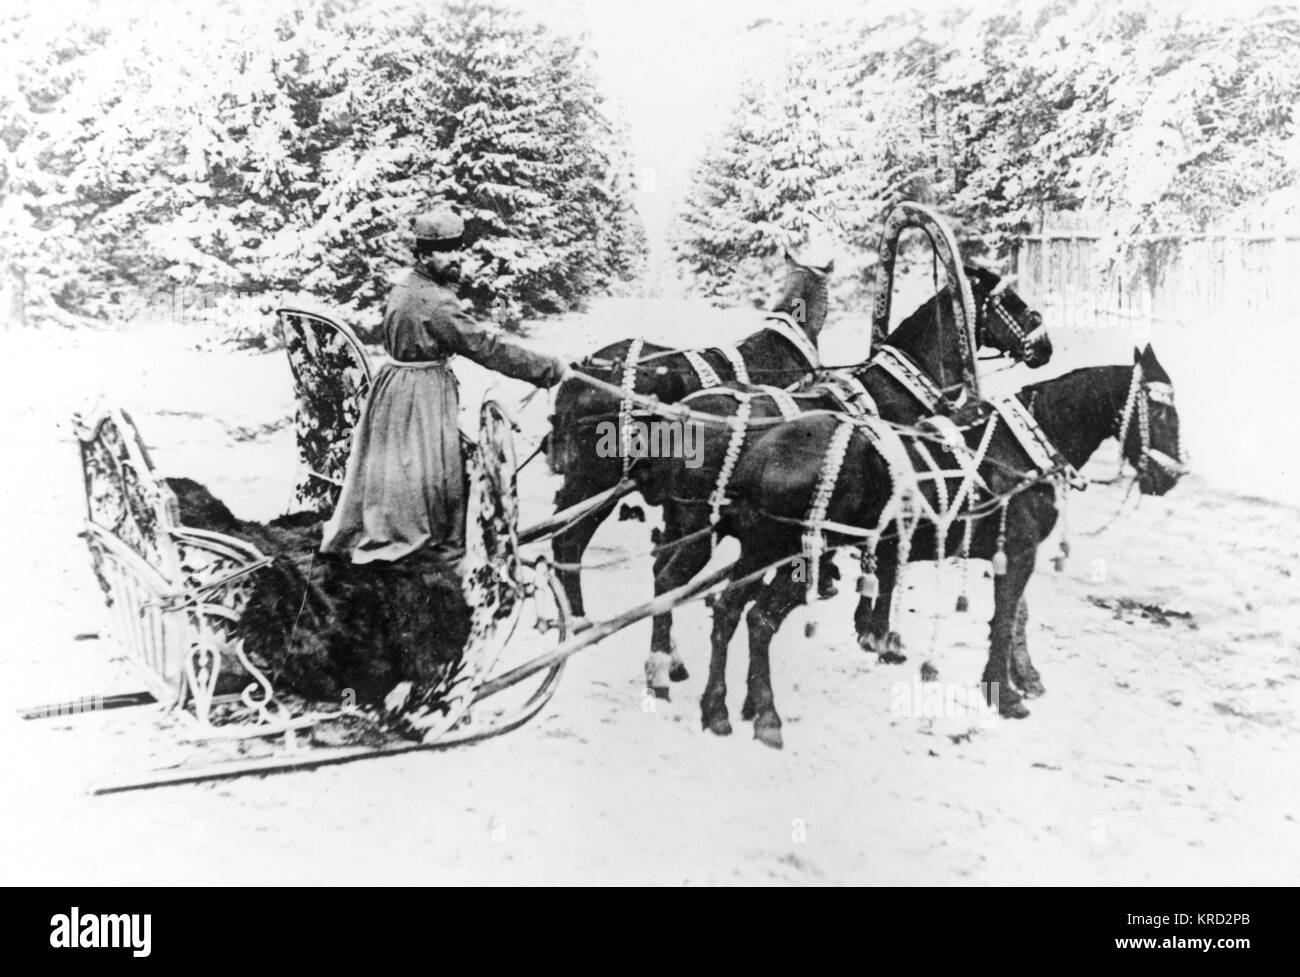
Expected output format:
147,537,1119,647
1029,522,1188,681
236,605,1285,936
704,715,732,737
817,583,838,600
878,634,909,665
650,686,670,701
1000,697,1031,719
754,723,784,750
571,616,594,633
1021,679,1046,698
740,698,755,721
669,663,690,683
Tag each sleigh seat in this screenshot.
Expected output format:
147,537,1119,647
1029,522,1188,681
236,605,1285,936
75,404,317,743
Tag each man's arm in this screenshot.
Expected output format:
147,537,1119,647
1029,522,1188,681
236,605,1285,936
425,298,566,387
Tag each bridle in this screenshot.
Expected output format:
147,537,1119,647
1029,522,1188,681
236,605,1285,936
1111,363,1185,483
978,288,1047,363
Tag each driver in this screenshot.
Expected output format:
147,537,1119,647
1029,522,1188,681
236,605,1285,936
320,206,570,581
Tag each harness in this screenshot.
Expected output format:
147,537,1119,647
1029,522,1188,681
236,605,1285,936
990,394,1087,490
762,313,821,371
980,291,1047,361
1112,364,1184,481
618,338,644,477
720,346,750,384
800,415,919,610
682,385,804,535
610,316,818,476
868,346,944,411
682,349,723,388
810,372,878,417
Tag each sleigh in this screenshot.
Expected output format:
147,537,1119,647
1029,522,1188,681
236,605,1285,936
37,308,591,792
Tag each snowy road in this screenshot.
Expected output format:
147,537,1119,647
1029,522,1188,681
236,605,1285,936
1,297,1296,884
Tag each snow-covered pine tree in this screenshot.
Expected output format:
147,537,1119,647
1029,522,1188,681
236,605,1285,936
672,37,881,308
675,1,1300,307
2,0,645,332
0,2,199,325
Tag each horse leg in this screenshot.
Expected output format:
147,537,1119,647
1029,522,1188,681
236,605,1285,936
742,566,805,749
551,475,611,623
645,505,709,697
1008,596,1046,697
701,555,764,737
854,555,906,664
984,553,1034,720
817,550,840,599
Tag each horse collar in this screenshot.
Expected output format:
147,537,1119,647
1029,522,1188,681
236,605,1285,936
869,346,944,412
763,313,820,370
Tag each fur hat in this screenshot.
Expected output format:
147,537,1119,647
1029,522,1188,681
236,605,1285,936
413,206,465,243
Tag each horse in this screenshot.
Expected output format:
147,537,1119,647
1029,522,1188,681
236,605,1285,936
704,345,1185,747
547,250,832,623
630,264,1053,697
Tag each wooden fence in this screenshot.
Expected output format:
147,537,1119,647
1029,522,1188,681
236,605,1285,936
1011,229,1300,505
1013,231,1300,330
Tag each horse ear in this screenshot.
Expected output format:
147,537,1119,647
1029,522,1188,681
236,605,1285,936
1133,347,1142,363
816,259,835,276
783,247,797,269
1141,344,1169,381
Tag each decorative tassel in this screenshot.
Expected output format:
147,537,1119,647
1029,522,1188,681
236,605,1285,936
1054,477,1071,573
955,519,973,614
992,503,1009,576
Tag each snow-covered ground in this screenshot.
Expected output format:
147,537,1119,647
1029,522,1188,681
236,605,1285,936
0,295,1297,884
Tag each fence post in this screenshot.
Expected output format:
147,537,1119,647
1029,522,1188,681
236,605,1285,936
7,266,26,328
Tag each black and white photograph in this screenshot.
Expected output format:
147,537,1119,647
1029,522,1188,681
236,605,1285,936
0,0,1295,904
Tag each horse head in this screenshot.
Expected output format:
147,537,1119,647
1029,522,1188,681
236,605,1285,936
771,248,833,346
1121,344,1185,497
964,265,1053,368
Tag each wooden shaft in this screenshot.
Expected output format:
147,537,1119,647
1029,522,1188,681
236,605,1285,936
517,479,636,545
473,563,736,700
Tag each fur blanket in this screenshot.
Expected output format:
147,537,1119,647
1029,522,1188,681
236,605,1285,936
166,477,471,709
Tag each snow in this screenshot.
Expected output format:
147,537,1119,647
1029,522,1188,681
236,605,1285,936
0,296,1297,883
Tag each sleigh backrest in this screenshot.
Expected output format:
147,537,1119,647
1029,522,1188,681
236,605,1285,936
276,307,374,514
75,405,272,706
77,406,182,580
75,405,189,698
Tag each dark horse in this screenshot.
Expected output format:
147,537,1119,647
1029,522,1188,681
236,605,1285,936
630,265,1052,695
704,345,1184,747
548,250,832,623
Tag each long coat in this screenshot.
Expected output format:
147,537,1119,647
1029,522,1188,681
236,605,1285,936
320,264,565,569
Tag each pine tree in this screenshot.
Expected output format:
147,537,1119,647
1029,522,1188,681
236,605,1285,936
1,0,646,332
